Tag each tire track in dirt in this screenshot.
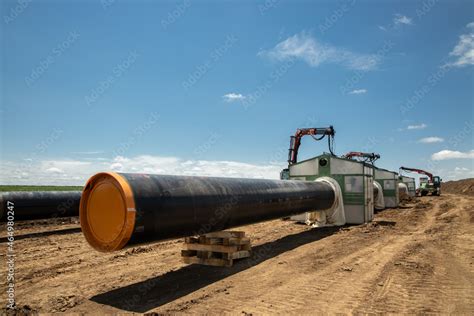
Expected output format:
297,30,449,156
354,194,474,314
1,194,472,314
160,208,428,313
159,195,473,314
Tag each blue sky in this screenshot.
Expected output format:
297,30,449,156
1,0,473,185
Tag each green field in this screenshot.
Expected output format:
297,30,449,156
0,185,83,192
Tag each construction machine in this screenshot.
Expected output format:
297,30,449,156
342,152,380,164
399,166,442,196
287,126,335,165
280,126,335,180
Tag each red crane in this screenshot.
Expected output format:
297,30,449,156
288,126,335,165
399,166,442,196
343,152,380,164
399,166,433,182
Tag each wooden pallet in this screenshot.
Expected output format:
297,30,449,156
182,231,251,267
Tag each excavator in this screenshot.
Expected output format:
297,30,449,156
287,126,335,165
342,152,380,164
399,166,442,196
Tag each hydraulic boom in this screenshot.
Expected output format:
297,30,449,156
288,126,335,165
343,152,380,164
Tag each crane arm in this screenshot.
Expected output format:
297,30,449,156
399,166,433,182
288,126,335,164
343,151,380,163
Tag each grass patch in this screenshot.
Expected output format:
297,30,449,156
0,185,83,192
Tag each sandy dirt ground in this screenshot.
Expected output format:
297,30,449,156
1,193,473,314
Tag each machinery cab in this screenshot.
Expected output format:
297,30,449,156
419,177,429,186
432,176,442,196
400,166,441,197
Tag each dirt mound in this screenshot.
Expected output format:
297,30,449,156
442,178,474,196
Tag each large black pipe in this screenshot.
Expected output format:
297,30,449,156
0,191,81,221
80,172,336,252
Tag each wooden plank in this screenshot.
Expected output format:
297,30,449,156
224,237,251,246
184,237,199,244
208,237,223,245
181,230,251,267
182,256,233,267
181,249,197,257
222,250,251,260
185,243,238,253
204,231,245,239
239,243,251,251
197,250,212,259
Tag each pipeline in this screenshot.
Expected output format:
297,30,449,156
0,191,81,221
80,172,336,252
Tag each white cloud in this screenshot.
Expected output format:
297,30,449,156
418,137,444,143
378,25,387,31
431,149,474,160
71,151,105,155
0,155,284,185
349,89,367,94
446,22,474,67
407,123,427,130
110,162,123,171
259,31,380,71
223,93,246,102
45,167,64,174
393,14,413,26
433,166,474,181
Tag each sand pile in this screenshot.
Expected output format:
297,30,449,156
442,178,474,196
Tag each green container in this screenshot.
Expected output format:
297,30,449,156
286,153,374,224
373,167,400,207
399,175,416,197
